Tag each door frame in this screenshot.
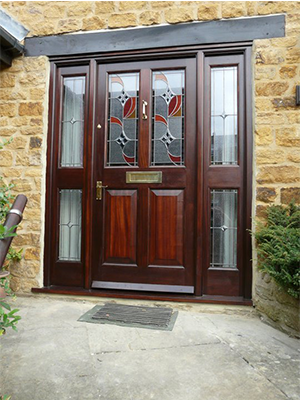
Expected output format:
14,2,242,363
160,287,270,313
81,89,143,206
42,42,253,303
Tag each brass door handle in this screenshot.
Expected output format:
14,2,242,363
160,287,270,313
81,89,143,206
96,181,108,200
142,100,148,120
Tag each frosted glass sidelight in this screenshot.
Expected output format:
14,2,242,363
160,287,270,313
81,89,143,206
61,77,85,167
59,190,82,261
210,189,237,269
107,73,139,166
151,70,185,166
211,67,238,165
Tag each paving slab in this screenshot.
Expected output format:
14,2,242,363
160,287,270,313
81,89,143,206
0,295,299,400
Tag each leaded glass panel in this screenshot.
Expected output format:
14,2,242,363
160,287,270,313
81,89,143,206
151,70,185,166
61,77,85,167
59,189,82,261
107,73,139,166
211,67,238,165
210,189,237,269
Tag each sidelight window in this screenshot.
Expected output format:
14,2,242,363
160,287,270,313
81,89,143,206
210,189,237,269
211,66,238,165
58,189,82,261
60,77,85,168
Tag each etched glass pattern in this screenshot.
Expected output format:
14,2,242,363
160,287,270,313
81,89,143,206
61,77,85,167
211,67,238,165
210,189,237,269
151,70,185,166
59,189,82,261
107,73,139,166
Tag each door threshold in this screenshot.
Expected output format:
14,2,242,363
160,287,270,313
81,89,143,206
32,286,252,306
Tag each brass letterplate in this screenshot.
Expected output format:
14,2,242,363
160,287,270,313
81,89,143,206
126,171,162,184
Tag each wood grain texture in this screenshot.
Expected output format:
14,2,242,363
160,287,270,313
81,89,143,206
104,190,137,264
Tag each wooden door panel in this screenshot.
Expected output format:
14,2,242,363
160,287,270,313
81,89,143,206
149,189,184,267
104,189,137,265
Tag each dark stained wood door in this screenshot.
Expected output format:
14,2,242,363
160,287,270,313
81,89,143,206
92,58,197,293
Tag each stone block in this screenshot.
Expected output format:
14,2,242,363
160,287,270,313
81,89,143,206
256,112,285,125
119,1,147,11
67,2,92,17
255,126,274,146
221,2,246,18
19,74,46,86
0,103,17,117
82,16,106,31
30,118,43,127
11,117,29,127
30,88,46,101
272,96,296,109
139,11,162,25
287,150,300,163
56,18,82,34
256,166,300,184
255,49,285,65
1,168,22,178
0,127,17,136
6,136,27,150
19,102,43,117
256,187,277,203
246,1,257,15
151,1,174,8
255,98,273,111
29,137,43,149
281,187,300,204
0,88,27,101
0,151,13,166
108,13,137,28
95,1,116,14
197,2,221,20
279,65,298,79
43,3,67,18
254,66,277,80
256,149,285,164
255,82,289,97
286,48,300,64
0,74,16,88
165,8,194,24
256,204,268,219
10,179,32,192
275,127,300,147
257,1,298,14
286,112,300,124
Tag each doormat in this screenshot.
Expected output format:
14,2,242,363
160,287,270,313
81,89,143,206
78,303,178,331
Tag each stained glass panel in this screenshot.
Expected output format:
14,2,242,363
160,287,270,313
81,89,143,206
61,77,85,167
151,70,185,166
59,189,82,261
107,73,139,166
210,189,237,269
211,67,238,165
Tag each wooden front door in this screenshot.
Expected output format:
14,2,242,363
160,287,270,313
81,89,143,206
91,58,196,293
45,45,252,301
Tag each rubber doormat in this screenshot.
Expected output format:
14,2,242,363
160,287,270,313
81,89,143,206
78,303,178,331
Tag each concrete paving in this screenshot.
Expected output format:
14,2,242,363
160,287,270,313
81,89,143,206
1,295,299,400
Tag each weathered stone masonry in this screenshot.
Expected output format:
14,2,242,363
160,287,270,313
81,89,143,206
0,1,299,335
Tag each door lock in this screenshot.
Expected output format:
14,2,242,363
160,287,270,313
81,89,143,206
96,181,108,200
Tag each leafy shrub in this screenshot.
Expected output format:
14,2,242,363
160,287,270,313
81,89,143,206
0,142,21,336
254,203,300,299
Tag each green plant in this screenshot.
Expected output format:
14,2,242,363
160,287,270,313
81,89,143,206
1,395,12,400
254,202,300,299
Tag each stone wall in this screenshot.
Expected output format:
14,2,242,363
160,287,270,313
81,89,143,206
0,1,299,334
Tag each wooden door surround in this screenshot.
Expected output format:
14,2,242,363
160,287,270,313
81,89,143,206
42,44,253,304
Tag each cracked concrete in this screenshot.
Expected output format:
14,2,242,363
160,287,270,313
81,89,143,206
0,296,299,400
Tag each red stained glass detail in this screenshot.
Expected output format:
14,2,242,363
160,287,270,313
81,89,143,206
168,95,182,117
123,97,136,119
155,73,168,83
111,116,123,127
155,114,167,125
168,153,181,163
111,76,124,86
123,154,135,164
